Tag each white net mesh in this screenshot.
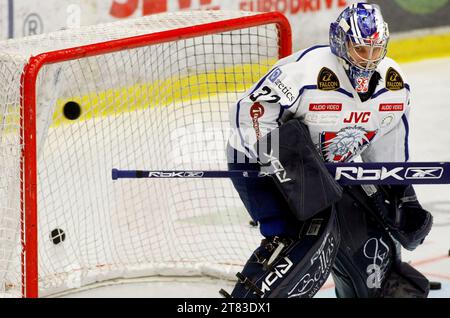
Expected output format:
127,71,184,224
0,10,287,297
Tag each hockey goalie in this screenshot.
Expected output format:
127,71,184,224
224,3,433,298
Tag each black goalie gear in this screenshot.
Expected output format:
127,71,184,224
361,184,433,251
333,185,430,298
256,118,343,221
381,261,430,298
222,206,340,298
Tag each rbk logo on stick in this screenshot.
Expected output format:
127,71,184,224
405,168,444,179
147,171,205,178
334,166,444,182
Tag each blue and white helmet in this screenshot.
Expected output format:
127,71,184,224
330,3,389,91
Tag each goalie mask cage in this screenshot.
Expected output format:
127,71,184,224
0,11,291,297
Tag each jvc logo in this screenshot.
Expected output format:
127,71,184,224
263,150,292,183
260,257,293,295
343,112,371,124
148,171,204,178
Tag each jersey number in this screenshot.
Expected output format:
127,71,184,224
250,86,280,103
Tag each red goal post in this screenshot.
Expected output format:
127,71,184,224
13,11,292,298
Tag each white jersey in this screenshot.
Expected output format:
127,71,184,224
228,45,411,163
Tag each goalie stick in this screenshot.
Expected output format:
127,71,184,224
112,162,450,185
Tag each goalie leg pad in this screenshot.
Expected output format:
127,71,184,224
331,186,398,298
229,206,340,298
331,186,429,298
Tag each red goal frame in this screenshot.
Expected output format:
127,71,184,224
20,11,292,298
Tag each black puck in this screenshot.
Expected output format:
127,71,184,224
249,220,258,227
50,228,66,245
63,101,82,120
429,281,442,290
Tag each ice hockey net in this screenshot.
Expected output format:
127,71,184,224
0,10,291,297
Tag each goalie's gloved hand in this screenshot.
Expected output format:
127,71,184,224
392,185,433,251
373,185,433,251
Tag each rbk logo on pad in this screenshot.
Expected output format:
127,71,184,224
386,67,404,91
317,67,340,91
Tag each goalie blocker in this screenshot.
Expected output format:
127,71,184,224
225,118,431,298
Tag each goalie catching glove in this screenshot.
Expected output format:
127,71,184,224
363,184,433,251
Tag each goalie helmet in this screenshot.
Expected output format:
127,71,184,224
329,3,389,92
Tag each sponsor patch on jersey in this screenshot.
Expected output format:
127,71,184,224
272,77,296,104
381,114,395,128
250,102,265,118
379,103,404,111
250,102,265,140
305,113,340,125
268,68,282,83
320,127,377,162
385,67,404,91
309,103,342,111
317,67,340,91
343,112,371,124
